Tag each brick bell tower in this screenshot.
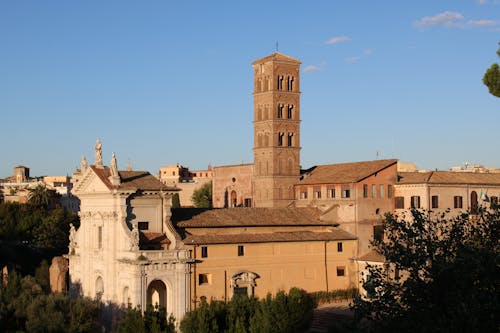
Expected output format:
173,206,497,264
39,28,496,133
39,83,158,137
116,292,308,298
252,52,301,207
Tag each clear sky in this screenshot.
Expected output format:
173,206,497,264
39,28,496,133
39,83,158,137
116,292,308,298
1,1,499,178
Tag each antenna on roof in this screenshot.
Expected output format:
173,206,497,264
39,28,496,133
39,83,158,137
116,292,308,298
276,41,279,52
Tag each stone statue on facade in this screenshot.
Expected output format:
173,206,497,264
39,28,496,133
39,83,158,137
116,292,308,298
81,156,87,172
95,138,103,166
69,223,76,253
130,224,139,251
110,152,118,177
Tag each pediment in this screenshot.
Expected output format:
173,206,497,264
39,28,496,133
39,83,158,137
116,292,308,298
72,167,111,195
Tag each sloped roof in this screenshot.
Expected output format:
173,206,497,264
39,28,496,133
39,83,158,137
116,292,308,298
91,166,179,191
298,159,397,185
252,52,301,65
183,229,356,245
357,249,385,262
398,171,500,186
140,232,170,250
173,207,333,228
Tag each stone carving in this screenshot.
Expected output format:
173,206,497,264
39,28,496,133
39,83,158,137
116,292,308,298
130,224,139,251
81,156,87,172
110,152,118,177
69,223,76,253
95,138,103,166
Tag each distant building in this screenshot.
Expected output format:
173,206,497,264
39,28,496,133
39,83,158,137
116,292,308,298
158,164,213,207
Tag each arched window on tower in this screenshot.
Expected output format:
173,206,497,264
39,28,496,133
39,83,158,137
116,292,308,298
288,76,294,91
287,105,293,119
277,104,283,118
287,133,293,147
278,132,284,146
277,75,284,90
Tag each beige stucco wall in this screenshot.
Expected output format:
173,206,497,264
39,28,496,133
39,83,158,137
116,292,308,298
187,239,357,306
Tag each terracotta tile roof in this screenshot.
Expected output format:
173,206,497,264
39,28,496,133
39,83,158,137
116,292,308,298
90,166,179,191
140,232,170,250
398,171,500,186
252,52,301,65
357,249,385,262
183,229,356,245
299,159,397,185
173,207,334,228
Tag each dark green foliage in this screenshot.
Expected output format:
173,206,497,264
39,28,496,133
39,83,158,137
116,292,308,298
308,288,358,305
117,306,147,333
0,202,79,274
352,208,499,333
181,288,315,333
34,260,50,293
483,42,500,97
191,182,213,208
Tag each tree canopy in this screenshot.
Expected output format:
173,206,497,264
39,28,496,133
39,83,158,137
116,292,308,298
352,208,499,332
191,182,213,208
483,42,500,98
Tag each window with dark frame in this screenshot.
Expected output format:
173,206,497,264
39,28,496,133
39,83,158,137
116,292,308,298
198,274,210,285
138,222,149,230
337,242,343,252
201,246,208,258
238,245,244,256
363,184,368,198
313,187,321,199
373,225,384,241
287,105,293,119
431,195,439,209
336,266,345,276
341,186,351,198
454,196,463,208
410,196,421,208
395,196,404,209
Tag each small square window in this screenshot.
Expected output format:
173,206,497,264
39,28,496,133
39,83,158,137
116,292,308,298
198,273,211,285
238,245,244,256
341,186,351,198
138,222,149,230
201,246,208,258
395,196,404,209
337,242,343,252
327,187,335,198
336,266,345,277
411,196,421,208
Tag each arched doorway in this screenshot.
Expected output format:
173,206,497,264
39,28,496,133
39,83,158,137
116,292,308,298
95,276,104,299
147,280,167,310
471,191,478,214
230,190,237,207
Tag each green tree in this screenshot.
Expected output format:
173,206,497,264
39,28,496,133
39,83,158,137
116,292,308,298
27,185,51,208
352,208,499,332
191,182,213,208
483,42,500,97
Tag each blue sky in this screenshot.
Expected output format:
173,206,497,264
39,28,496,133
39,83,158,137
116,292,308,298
1,1,499,178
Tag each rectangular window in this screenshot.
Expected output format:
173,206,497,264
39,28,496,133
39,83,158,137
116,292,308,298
363,184,368,198
388,185,393,198
198,273,211,285
431,195,439,209
201,246,208,258
287,133,293,147
138,222,149,230
313,187,321,199
341,186,351,198
336,266,345,277
327,187,335,198
379,185,384,199
337,242,343,252
410,196,421,208
244,198,252,207
371,185,376,199
373,225,384,241
234,287,248,296
287,105,293,119
238,245,244,256
300,189,308,200
278,133,283,146
395,196,404,209
277,104,283,118
454,196,463,209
